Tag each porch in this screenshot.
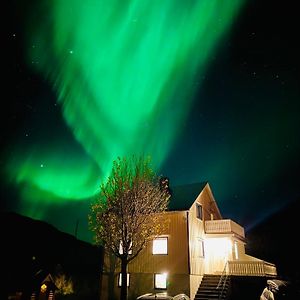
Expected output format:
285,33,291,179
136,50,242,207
227,260,277,277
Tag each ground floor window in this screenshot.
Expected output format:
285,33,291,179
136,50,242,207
196,238,205,258
234,240,239,260
154,273,167,289
118,273,130,287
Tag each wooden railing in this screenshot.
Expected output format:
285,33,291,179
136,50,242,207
205,219,245,238
228,260,277,277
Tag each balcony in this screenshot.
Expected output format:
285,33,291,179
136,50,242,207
204,219,245,239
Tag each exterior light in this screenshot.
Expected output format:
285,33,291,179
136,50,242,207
40,284,47,293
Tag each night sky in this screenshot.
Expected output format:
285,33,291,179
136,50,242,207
2,0,299,243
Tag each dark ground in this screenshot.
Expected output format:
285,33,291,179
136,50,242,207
0,211,103,300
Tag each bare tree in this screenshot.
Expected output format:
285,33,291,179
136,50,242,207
88,155,170,300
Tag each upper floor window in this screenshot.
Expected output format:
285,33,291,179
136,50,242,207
153,237,168,255
196,203,203,220
119,240,132,255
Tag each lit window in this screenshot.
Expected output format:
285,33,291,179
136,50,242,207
196,203,202,220
40,284,47,293
153,237,168,255
119,241,132,255
118,273,130,287
154,273,167,289
234,241,238,260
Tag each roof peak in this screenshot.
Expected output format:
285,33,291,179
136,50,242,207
168,181,208,211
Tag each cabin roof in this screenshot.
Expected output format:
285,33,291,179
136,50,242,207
168,182,208,211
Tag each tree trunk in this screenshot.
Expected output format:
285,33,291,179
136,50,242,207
120,258,128,300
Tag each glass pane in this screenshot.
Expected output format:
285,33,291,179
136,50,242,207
155,273,167,289
118,273,130,287
153,238,168,254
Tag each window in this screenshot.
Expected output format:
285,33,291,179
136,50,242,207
196,203,202,220
153,237,168,255
118,273,130,287
234,241,238,260
195,238,205,258
119,241,132,255
154,273,167,289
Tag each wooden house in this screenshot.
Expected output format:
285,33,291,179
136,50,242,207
101,182,277,300
30,271,57,300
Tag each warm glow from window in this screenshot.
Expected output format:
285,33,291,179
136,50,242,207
118,273,130,287
204,238,232,259
40,284,47,293
153,237,168,254
234,241,238,259
155,273,167,289
119,241,132,255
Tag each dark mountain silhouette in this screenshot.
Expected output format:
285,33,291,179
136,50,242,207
1,211,103,300
245,197,300,295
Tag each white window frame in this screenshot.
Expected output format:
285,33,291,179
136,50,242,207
196,203,203,220
118,273,130,287
153,237,168,255
196,238,205,258
234,240,239,260
154,273,167,289
119,240,132,255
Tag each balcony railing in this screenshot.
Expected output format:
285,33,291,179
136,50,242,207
204,219,245,238
227,260,277,277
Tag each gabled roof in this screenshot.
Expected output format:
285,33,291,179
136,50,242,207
33,269,57,290
168,182,208,211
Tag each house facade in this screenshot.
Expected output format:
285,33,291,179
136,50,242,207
101,182,277,300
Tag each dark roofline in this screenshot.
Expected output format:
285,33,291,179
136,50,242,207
168,181,208,211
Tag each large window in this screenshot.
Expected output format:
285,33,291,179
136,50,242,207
196,203,203,220
118,273,130,287
153,237,168,255
154,273,167,289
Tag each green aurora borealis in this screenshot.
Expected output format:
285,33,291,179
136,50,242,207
6,0,245,217
6,0,299,243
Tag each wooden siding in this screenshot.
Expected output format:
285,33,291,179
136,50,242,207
235,239,246,259
101,272,190,300
188,183,223,275
190,275,203,300
128,211,189,274
188,202,205,275
100,181,277,300
201,184,222,221
102,273,191,300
